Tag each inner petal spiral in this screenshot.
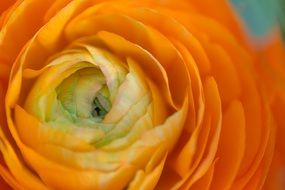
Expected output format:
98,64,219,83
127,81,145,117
23,45,153,149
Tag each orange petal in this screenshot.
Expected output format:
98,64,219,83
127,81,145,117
211,100,246,189
0,0,54,62
0,0,16,15
172,77,222,189
66,8,190,108
190,159,217,190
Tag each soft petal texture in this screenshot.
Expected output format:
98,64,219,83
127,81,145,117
0,0,284,190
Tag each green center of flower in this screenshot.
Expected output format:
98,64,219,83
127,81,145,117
24,46,153,149
55,68,111,123
92,91,111,118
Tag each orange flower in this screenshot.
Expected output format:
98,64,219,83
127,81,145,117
0,0,284,189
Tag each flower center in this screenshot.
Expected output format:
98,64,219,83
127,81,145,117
24,46,153,148
92,88,111,118
55,67,110,124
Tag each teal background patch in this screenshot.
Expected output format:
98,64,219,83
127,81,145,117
230,0,285,41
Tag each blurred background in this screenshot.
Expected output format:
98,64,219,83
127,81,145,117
230,0,285,45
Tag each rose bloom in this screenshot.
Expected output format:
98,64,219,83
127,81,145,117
0,0,284,190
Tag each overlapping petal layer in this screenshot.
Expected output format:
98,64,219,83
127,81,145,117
0,0,284,190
